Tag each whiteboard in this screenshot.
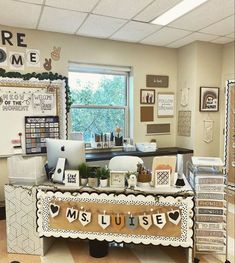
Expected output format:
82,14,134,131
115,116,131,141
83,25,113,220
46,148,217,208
0,78,66,156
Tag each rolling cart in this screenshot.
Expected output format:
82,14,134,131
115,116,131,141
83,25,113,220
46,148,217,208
187,157,230,263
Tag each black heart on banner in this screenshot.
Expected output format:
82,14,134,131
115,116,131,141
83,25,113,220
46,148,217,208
168,211,179,221
50,204,59,214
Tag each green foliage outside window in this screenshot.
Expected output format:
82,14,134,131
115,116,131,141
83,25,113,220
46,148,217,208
69,72,127,141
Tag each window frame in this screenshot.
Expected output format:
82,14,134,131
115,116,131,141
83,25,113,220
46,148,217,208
68,64,130,141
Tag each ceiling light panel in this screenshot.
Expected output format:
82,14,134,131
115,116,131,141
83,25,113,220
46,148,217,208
45,0,99,12
200,15,235,36
0,0,41,29
152,0,208,26
134,0,182,22
141,27,191,46
77,14,127,38
167,32,217,48
110,21,161,42
93,0,153,19
169,0,235,31
38,6,87,34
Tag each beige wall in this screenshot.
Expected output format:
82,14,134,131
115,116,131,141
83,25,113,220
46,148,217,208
0,25,234,201
176,42,197,150
176,41,234,157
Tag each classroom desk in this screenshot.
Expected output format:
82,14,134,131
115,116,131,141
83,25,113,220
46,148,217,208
5,177,194,262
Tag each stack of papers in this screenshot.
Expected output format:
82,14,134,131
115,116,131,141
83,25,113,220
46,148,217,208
136,143,157,152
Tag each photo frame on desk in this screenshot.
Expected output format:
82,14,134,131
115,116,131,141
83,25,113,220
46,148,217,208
151,156,176,187
110,171,126,188
64,170,80,187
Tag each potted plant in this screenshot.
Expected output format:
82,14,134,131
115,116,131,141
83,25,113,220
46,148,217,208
78,162,89,186
87,166,99,188
115,126,123,146
96,166,110,187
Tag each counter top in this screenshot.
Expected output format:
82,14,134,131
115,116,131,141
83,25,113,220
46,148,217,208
86,147,193,162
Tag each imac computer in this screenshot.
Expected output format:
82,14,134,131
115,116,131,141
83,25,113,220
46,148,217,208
46,138,86,183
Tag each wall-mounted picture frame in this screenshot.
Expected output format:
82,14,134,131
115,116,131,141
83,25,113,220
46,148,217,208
157,93,174,117
110,171,126,188
199,87,219,112
140,89,155,104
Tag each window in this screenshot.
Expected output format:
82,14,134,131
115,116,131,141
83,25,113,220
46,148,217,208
68,64,130,142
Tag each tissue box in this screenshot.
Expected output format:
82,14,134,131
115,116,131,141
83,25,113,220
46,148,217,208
136,143,157,152
7,155,46,185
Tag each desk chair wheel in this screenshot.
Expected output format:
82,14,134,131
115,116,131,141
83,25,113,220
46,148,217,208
225,260,231,263
194,257,200,263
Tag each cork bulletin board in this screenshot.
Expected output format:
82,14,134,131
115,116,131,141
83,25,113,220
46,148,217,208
37,190,194,247
0,78,66,156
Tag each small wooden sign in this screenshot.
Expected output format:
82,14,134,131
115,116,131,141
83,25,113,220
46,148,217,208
146,75,169,88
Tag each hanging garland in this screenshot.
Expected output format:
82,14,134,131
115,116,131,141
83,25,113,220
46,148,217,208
0,68,73,113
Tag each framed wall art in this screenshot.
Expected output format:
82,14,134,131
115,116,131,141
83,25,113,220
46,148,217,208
157,93,174,117
199,87,219,112
140,89,155,104
110,171,126,188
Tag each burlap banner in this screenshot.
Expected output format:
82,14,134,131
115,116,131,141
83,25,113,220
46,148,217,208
37,190,193,247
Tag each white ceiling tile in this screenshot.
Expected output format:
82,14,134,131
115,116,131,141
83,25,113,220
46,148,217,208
134,0,182,22
77,14,127,38
16,0,43,4
226,32,235,38
110,21,161,42
170,0,235,31
141,27,191,46
0,0,41,29
200,15,235,36
93,0,153,19
167,32,218,48
45,0,99,12
38,6,87,34
211,36,234,44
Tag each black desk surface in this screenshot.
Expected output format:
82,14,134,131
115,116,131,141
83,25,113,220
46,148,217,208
86,147,193,162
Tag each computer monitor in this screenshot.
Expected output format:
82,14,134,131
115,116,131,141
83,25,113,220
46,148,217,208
46,138,86,171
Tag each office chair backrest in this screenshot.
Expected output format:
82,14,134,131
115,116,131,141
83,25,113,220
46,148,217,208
108,156,144,172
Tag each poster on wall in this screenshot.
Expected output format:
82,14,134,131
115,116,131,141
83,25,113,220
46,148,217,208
199,87,219,112
157,93,174,117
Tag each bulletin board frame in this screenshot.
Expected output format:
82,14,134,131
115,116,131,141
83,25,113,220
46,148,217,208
0,77,67,156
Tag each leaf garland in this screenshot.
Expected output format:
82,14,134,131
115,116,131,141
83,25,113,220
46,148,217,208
0,68,73,113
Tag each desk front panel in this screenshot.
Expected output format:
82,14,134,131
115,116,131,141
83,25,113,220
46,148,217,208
37,190,193,248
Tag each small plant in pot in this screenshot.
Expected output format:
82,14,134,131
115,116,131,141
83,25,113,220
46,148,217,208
87,167,99,188
96,166,110,188
78,162,89,186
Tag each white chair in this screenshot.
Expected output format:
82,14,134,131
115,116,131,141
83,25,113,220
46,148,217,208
108,156,143,172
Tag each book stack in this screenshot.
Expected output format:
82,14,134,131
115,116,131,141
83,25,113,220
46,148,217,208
189,166,226,254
